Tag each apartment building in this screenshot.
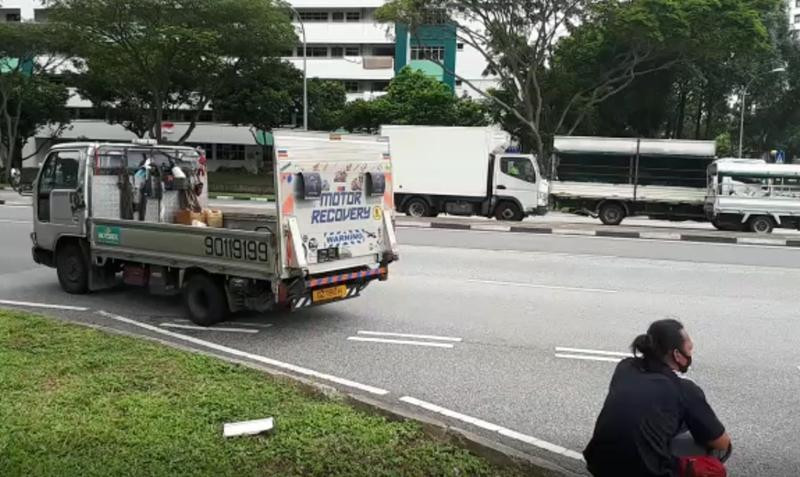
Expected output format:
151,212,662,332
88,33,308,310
3,0,495,169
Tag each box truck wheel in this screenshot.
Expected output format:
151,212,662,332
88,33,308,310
183,273,228,326
56,242,89,294
405,198,432,218
748,215,774,234
495,202,524,221
598,202,626,226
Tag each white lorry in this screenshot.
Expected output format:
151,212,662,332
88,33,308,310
30,132,398,325
381,125,549,221
550,136,716,225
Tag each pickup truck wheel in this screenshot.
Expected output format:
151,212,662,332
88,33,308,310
405,198,431,218
56,243,89,294
748,216,774,234
183,274,228,326
495,202,524,221
599,202,626,226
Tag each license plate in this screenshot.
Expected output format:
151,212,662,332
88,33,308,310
312,285,347,303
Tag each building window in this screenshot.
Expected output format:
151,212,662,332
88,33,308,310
331,11,344,22
330,47,344,58
457,43,464,51
343,81,360,93
216,144,245,161
187,143,215,161
345,11,361,22
455,79,463,86
796,0,800,7
372,81,390,92
410,46,444,62
34,9,49,22
298,46,329,57
795,13,800,23
372,46,394,57
297,11,328,22
344,46,360,56
4,12,21,22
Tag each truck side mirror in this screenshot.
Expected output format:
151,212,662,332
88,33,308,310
295,172,322,200
365,172,386,197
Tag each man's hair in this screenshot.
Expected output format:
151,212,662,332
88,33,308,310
631,319,686,368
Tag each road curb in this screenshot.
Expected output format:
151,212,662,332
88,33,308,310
36,312,578,477
397,219,796,247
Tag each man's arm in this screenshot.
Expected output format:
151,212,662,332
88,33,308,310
707,432,731,451
682,381,730,451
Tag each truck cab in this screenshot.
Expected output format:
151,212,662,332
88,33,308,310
493,153,548,219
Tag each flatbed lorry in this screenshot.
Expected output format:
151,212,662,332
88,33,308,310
30,132,398,325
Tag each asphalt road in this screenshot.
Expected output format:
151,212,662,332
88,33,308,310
1,201,799,475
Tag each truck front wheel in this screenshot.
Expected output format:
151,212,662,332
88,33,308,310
599,202,626,226
495,202,524,221
56,243,89,294
405,198,432,218
183,274,228,326
748,216,774,234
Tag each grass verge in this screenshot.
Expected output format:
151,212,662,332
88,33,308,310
0,309,530,477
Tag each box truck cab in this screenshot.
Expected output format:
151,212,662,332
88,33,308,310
382,125,547,221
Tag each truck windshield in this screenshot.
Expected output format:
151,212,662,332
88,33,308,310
501,157,536,183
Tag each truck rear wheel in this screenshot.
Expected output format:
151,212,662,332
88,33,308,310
56,243,89,294
405,198,432,218
748,216,774,234
495,202,524,221
599,202,626,226
183,274,228,326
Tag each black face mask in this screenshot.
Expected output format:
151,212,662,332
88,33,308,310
675,349,692,373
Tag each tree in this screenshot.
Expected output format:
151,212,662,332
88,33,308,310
379,0,778,164
51,0,296,144
342,67,489,132
0,22,71,181
306,79,347,131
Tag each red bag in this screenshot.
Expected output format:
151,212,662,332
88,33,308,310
678,456,726,477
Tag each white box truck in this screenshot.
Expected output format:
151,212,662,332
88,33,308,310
381,125,549,221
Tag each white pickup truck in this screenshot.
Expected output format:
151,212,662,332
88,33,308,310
30,132,398,325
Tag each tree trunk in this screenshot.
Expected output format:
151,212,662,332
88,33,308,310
704,100,714,140
693,94,703,140
675,86,687,139
154,92,164,144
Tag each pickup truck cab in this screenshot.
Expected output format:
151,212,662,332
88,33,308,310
30,132,398,325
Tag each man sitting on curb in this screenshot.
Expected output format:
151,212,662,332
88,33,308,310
584,319,731,477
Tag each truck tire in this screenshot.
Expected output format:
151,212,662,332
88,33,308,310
599,202,626,226
405,198,431,218
183,274,228,326
748,216,774,234
56,243,89,294
495,202,524,221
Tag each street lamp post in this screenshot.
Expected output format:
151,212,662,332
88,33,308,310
738,66,785,158
288,7,308,131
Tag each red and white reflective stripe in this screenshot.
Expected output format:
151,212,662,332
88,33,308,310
307,267,385,288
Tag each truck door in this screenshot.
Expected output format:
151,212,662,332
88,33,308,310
34,148,86,250
494,155,539,213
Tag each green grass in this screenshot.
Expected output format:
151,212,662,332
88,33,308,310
0,310,529,477
208,170,274,195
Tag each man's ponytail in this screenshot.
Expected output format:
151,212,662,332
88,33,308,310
630,319,686,368
631,333,655,360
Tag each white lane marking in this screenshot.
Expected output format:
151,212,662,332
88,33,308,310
160,323,260,334
738,237,787,246
640,231,682,240
357,330,462,342
97,310,389,395
399,396,583,461
467,278,618,294
470,224,511,232
555,353,622,363
0,299,89,311
395,221,432,228
347,336,454,348
173,318,273,329
552,228,596,236
555,346,631,358
0,219,31,225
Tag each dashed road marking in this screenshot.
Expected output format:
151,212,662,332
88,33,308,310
160,323,260,334
97,310,389,395
554,346,630,363
347,336,454,348
0,299,89,311
357,330,462,342
399,396,584,461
